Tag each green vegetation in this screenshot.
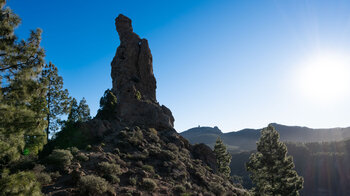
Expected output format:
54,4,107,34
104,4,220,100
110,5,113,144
41,62,70,140
96,89,117,120
246,125,303,195
75,152,89,162
142,164,155,173
141,178,157,191
78,174,114,196
0,170,42,196
214,137,232,179
173,184,186,194
135,90,142,100
98,162,122,184
98,161,122,175
0,0,47,167
129,176,137,185
47,149,73,170
45,100,92,152
67,98,91,123
35,172,52,186
51,123,91,149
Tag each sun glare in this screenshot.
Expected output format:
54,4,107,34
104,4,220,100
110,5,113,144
295,51,350,104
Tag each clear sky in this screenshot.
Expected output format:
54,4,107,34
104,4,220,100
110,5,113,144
7,0,350,132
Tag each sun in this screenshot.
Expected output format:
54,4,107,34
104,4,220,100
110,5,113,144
295,51,350,104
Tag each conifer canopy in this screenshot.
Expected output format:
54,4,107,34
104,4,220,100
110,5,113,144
246,124,304,196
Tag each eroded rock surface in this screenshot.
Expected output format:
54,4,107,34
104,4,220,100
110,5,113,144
110,14,174,129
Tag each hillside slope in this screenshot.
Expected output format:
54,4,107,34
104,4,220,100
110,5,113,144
181,123,350,152
38,14,248,196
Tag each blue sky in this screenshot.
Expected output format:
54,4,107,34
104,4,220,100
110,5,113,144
7,0,350,132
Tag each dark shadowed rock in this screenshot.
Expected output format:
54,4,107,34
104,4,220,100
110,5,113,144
192,143,218,172
110,14,174,129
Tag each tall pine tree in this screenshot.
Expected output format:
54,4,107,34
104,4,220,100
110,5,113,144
246,124,303,196
0,0,47,166
213,137,232,179
40,62,70,140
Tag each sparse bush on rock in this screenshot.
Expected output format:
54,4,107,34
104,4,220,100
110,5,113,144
78,174,114,196
47,149,73,170
129,176,137,185
141,178,157,191
35,172,52,186
173,184,186,194
75,152,89,162
142,164,155,173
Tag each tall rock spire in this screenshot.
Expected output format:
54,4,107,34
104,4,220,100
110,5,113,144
110,14,174,129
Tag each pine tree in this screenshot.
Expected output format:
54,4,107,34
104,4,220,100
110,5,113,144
0,2,46,194
213,137,232,179
96,89,117,120
77,97,91,122
67,97,91,123
67,98,79,123
0,0,47,166
41,62,70,140
246,124,303,196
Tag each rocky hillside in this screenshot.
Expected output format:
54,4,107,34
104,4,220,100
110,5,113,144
39,14,248,196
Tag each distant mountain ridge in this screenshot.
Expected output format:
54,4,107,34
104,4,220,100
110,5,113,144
180,123,350,152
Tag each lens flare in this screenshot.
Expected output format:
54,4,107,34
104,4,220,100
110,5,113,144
295,51,350,104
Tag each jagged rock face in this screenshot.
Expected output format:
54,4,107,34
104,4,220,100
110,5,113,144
111,14,174,129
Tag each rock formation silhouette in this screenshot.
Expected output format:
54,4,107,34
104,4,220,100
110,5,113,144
110,14,174,129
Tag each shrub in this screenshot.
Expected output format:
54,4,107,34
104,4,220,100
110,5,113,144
98,162,122,183
129,129,144,146
75,153,89,162
78,175,114,196
11,155,36,171
135,90,142,100
173,185,186,194
147,128,159,142
142,165,155,173
159,149,177,160
209,183,225,195
50,171,61,179
184,182,192,189
32,164,45,173
0,170,42,196
141,178,157,191
106,174,120,184
52,122,94,150
129,176,137,185
114,148,120,154
47,149,73,170
98,162,122,175
69,147,79,155
35,172,52,185
167,143,179,152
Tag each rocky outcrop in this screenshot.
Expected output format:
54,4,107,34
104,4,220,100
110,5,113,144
192,143,218,173
110,14,174,129
41,14,249,196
